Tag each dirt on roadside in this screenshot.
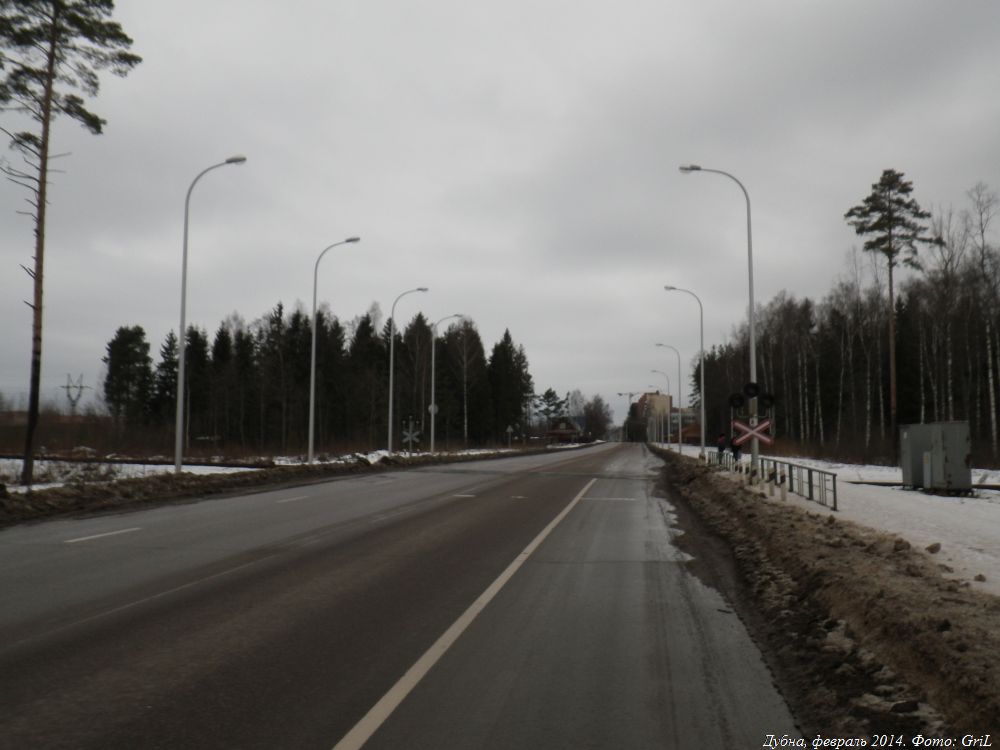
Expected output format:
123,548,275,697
656,449,1000,738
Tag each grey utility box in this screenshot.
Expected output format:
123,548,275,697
900,422,972,491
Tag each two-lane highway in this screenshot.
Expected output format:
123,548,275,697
0,444,798,748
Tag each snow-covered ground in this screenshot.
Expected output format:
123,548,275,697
657,443,1000,597
0,447,533,494
0,457,257,494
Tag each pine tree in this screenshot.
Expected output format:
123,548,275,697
210,323,234,445
487,330,534,442
184,327,211,446
535,388,567,424
102,325,152,428
152,331,179,427
346,313,386,449
845,169,938,444
315,309,347,452
1,0,140,483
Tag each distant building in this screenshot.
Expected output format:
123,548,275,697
634,394,701,443
637,391,671,419
546,416,584,443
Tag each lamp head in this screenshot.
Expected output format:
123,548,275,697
664,285,676,291
345,236,361,243
678,164,701,173
417,287,429,292
226,155,248,165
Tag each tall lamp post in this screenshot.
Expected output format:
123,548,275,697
175,155,246,474
387,287,428,453
656,343,683,454
650,370,671,446
664,285,706,459
680,163,758,474
430,313,463,453
308,236,361,463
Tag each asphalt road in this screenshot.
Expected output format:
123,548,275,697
0,443,798,748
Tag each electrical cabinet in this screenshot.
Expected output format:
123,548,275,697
900,422,971,492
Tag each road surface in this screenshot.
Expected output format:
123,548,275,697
0,443,798,748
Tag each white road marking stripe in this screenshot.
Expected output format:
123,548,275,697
332,477,598,750
453,494,476,498
586,497,637,502
64,527,142,544
276,495,310,504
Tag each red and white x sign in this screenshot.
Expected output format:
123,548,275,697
732,418,773,446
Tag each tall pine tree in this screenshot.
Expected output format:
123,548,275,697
1,0,140,482
845,169,938,444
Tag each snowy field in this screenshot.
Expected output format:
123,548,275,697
658,443,1000,597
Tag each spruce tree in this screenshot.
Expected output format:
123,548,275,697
102,325,152,428
153,332,179,427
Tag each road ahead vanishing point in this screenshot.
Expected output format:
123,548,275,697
0,444,797,748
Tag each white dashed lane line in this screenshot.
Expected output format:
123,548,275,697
64,527,142,544
276,495,310,504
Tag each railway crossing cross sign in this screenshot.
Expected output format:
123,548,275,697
731,418,773,446
402,417,421,452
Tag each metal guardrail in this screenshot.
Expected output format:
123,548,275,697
707,451,838,511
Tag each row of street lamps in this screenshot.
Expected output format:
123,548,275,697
628,164,756,470
176,158,758,472
174,157,462,472
679,163,758,473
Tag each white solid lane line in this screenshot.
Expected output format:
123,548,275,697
332,477,598,750
64,527,142,544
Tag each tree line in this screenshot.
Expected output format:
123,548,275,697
695,174,1000,465
100,303,612,456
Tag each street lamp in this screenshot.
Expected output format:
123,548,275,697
387,287,429,453
656,343,683,454
650,370,671,446
175,155,246,474
680,163,758,474
308,236,361,463
430,313,463,453
664,285,706,459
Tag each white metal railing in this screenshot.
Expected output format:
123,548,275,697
707,451,838,511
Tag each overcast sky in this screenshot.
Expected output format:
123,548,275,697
2,0,999,427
